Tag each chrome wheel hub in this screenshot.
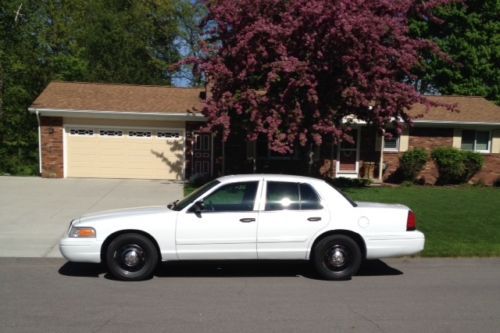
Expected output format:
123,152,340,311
324,245,349,271
117,244,145,271
330,248,346,267
123,249,141,267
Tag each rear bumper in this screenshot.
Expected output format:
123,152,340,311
59,238,102,263
365,231,425,259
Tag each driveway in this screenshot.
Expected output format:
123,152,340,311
0,177,183,258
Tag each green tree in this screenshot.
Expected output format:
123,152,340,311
0,0,189,175
413,0,500,104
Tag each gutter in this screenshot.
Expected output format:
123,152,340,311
28,107,207,122
35,110,42,175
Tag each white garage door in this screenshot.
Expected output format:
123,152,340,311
66,126,185,180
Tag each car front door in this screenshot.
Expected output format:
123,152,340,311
176,180,261,260
257,181,329,259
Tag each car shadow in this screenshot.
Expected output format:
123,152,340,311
58,259,402,280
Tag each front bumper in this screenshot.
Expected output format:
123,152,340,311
59,238,102,263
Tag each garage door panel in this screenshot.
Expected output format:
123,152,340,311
66,126,185,180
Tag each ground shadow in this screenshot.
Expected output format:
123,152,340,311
58,259,402,280
58,262,106,278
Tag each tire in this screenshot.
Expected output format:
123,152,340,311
105,233,159,281
312,234,362,280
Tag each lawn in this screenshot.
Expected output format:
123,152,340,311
343,186,500,257
184,184,500,257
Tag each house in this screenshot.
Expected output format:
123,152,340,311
29,82,500,184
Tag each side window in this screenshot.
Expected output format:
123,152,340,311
265,182,322,211
202,182,258,212
265,182,300,211
300,183,322,210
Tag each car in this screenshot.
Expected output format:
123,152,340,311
60,174,424,281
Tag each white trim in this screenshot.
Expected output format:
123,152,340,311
63,121,68,178
36,111,42,175
28,107,206,122
413,120,500,127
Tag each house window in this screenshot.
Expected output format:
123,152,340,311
69,128,94,136
383,136,400,152
461,130,490,153
100,130,123,137
158,131,181,139
129,130,152,138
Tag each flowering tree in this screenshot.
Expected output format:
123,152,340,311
187,0,453,153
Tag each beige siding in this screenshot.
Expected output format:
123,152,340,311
492,129,500,154
399,128,409,152
452,128,462,149
65,119,185,180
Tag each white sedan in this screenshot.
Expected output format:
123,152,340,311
60,174,424,281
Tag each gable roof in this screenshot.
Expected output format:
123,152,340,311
30,81,204,114
410,96,500,124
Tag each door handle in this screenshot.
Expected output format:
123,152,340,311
239,218,256,223
307,217,322,222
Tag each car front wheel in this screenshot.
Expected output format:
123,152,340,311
313,234,361,280
105,233,159,281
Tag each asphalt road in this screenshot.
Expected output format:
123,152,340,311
1,258,499,333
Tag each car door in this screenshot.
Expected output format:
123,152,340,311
257,181,329,259
176,180,261,260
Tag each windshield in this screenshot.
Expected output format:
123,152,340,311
171,180,220,211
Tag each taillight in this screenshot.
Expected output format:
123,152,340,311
407,211,416,231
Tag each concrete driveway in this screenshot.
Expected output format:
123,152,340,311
0,177,183,258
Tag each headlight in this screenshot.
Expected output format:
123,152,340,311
68,227,96,238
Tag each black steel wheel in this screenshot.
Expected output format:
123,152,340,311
313,234,361,280
105,233,158,281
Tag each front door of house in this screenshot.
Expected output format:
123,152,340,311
337,129,359,176
192,133,212,176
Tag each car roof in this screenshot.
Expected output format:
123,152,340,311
217,174,325,184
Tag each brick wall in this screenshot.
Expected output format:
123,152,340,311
40,116,64,178
384,127,499,185
471,154,500,185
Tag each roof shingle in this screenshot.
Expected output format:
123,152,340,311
410,96,500,124
31,82,500,124
30,81,204,114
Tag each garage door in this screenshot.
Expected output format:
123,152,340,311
66,126,185,180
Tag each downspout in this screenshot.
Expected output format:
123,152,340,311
378,130,384,182
35,110,42,175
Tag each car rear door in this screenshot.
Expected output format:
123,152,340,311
257,181,329,259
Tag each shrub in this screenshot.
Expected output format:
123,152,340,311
431,147,484,184
399,148,428,182
324,177,371,188
494,177,500,187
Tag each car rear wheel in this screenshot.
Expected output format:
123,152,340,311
105,233,158,281
313,234,361,280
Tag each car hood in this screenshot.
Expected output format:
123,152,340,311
77,206,172,224
355,201,409,210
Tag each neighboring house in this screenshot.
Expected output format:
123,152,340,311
29,82,500,184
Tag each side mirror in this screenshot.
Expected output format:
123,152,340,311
193,200,204,216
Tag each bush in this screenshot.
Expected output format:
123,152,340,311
494,178,500,187
324,177,371,188
431,147,484,184
399,148,428,182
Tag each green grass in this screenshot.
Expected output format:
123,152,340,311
184,184,500,257
344,186,500,257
